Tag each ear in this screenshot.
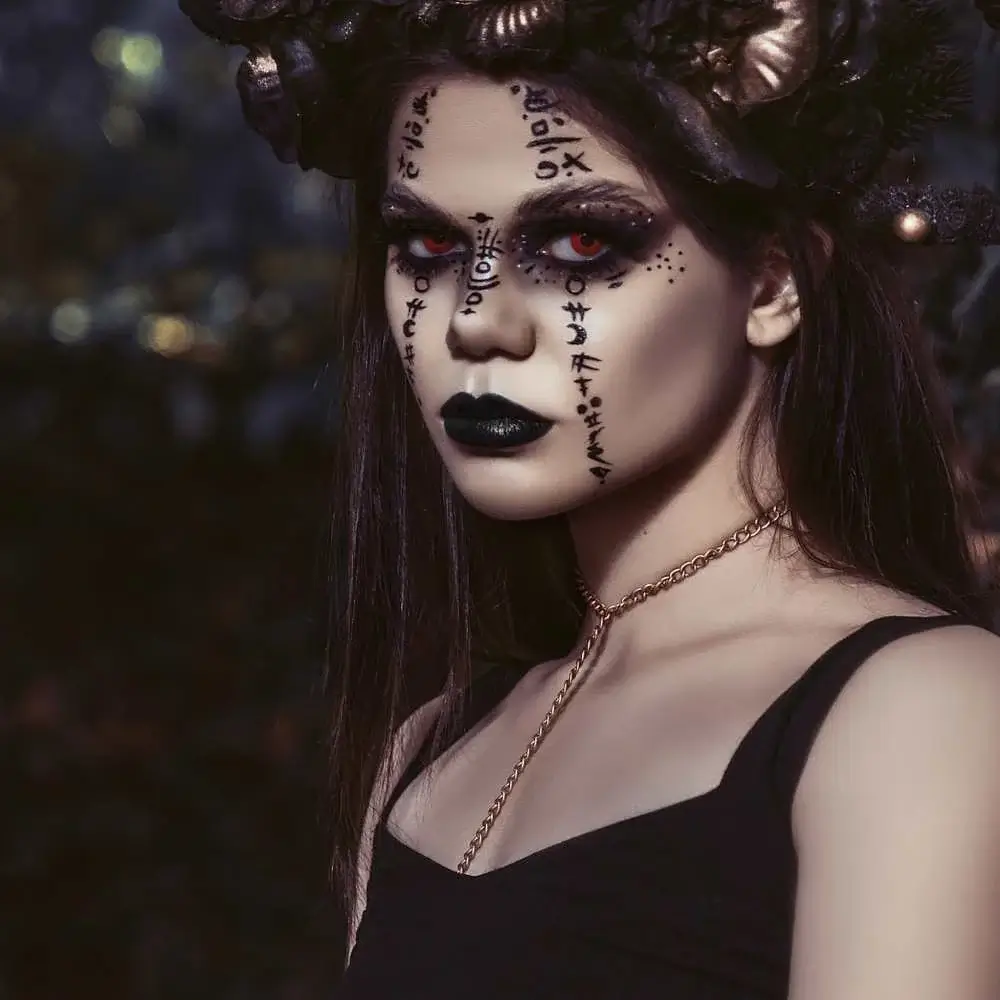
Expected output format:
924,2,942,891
745,252,800,349
746,225,832,349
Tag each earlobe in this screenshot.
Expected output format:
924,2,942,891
746,275,801,348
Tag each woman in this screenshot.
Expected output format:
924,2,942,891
182,1,1000,996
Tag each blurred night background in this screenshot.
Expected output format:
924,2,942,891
1,2,1000,999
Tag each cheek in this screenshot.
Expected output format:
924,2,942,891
580,267,752,443
384,268,458,368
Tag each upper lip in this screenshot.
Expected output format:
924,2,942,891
440,392,550,423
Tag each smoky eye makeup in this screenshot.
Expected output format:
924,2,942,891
381,203,670,283
514,208,666,274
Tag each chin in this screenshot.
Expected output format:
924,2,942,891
446,463,591,522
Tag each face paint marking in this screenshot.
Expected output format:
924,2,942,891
563,301,590,322
565,293,611,482
401,270,432,393
570,353,600,373
402,341,416,381
402,296,426,339
459,218,505,315
514,83,593,182
397,88,437,180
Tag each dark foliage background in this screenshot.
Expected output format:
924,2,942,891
1,3,999,998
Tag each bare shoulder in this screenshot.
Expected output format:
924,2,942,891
794,618,1000,836
788,619,1000,1000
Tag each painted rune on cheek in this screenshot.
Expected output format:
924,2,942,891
510,83,592,182
562,274,612,484
401,274,431,398
460,212,503,316
397,87,437,180
644,242,687,283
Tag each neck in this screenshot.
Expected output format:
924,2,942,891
566,426,790,668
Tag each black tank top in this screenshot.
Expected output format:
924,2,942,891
338,614,967,999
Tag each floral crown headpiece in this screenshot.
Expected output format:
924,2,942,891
181,0,1000,245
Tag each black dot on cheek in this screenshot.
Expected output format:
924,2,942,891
668,279,675,284
679,267,686,273
591,397,602,407
576,404,587,415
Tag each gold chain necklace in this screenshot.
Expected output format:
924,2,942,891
456,499,789,875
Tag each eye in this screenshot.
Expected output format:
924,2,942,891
547,232,609,263
409,233,463,258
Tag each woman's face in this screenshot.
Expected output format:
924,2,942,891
382,75,770,521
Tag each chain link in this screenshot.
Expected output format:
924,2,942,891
455,499,789,874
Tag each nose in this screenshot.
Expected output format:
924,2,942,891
447,252,535,359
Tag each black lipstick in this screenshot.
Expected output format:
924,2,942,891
439,393,553,448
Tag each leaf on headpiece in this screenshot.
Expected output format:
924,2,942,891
863,0,970,151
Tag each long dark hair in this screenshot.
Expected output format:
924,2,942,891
325,46,994,936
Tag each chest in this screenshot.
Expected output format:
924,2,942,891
384,630,837,876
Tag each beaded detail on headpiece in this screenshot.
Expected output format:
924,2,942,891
179,0,1000,245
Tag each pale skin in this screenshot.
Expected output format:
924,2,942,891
348,74,1000,999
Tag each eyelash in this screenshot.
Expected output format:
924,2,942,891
382,218,651,283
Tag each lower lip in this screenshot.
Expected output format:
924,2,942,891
443,417,553,448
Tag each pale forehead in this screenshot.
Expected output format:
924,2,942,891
387,76,653,217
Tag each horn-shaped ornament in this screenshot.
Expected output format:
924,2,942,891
707,0,821,113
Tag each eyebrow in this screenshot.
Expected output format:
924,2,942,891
378,179,658,230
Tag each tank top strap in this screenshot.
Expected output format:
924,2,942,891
381,662,525,821
721,613,971,816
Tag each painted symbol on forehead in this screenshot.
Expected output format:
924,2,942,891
397,87,437,180
511,82,592,182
